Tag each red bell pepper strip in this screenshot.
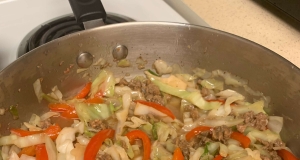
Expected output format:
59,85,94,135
18,145,36,157
126,130,151,160
135,100,176,120
230,131,251,148
76,82,92,99
173,147,184,160
85,96,104,104
48,103,79,119
10,129,43,137
84,129,115,160
277,149,299,160
48,103,72,112
43,124,61,140
11,124,61,140
35,144,48,160
60,108,79,119
214,155,223,160
185,126,212,141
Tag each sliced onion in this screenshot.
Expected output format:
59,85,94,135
2,145,10,160
227,139,241,146
14,134,46,148
70,143,86,160
45,135,57,160
40,112,60,121
227,144,244,155
20,154,36,160
48,86,63,102
267,116,283,134
23,122,42,131
189,147,204,160
114,144,130,160
124,116,147,128
104,145,121,160
8,151,19,160
76,136,90,146
219,143,228,157
134,103,172,123
9,145,21,155
28,114,41,126
33,79,43,103
199,116,244,127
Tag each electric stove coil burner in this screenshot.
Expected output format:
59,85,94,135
20,13,134,56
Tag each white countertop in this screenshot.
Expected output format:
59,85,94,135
183,0,300,68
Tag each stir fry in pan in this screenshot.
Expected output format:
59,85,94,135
0,60,298,160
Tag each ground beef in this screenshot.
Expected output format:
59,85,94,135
177,139,191,159
190,109,199,121
118,78,129,86
191,131,212,149
269,151,283,160
120,78,164,104
120,140,128,150
261,155,271,160
128,79,143,91
237,111,268,132
39,119,52,129
184,105,199,121
88,119,108,130
200,87,210,97
96,153,113,160
257,139,285,150
257,139,284,160
211,125,232,143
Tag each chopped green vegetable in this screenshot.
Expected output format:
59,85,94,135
42,94,59,103
74,103,111,123
152,123,158,140
247,129,280,143
231,100,266,115
139,122,153,136
200,78,224,90
117,59,131,67
145,71,221,110
165,139,176,153
9,105,19,120
201,142,210,159
150,141,173,160
147,69,160,77
117,136,135,158
90,70,115,98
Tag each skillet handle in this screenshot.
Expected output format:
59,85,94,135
68,0,107,23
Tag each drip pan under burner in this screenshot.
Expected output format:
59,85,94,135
18,13,134,57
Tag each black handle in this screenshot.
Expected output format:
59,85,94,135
68,0,107,23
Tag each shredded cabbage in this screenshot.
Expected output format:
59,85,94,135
145,71,221,110
90,70,115,97
267,116,283,134
150,141,172,160
231,100,266,115
200,78,224,90
153,60,173,75
247,129,281,143
115,93,131,136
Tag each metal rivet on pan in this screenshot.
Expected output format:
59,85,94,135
112,45,128,60
77,52,93,68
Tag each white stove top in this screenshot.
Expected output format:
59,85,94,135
0,0,208,70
